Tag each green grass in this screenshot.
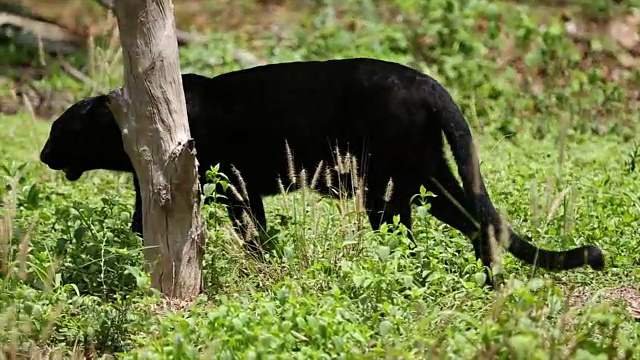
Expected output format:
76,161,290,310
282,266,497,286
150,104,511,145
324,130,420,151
2,0,640,358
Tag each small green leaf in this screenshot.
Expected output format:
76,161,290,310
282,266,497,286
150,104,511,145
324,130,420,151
379,320,392,336
528,277,545,291
203,183,216,198
25,183,40,207
73,226,87,241
377,246,390,261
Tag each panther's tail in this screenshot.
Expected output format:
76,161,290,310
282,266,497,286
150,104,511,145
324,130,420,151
432,84,604,271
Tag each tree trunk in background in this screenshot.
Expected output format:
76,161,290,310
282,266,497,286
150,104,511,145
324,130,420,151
107,0,205,298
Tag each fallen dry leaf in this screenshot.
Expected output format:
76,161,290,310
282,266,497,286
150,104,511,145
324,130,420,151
608,9,640,52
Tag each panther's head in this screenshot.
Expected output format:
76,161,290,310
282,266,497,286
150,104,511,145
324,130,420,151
39,95,132,181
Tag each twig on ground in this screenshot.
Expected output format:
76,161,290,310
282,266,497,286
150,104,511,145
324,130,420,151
58,58,100,90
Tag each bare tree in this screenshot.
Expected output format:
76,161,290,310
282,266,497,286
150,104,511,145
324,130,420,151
107,0,205,298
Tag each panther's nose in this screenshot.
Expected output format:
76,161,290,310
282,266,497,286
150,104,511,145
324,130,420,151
39,142,51,164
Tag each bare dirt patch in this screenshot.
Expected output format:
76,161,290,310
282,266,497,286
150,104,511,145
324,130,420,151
566,285,640,321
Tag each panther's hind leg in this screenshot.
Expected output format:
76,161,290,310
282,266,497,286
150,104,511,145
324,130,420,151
418,157,500,287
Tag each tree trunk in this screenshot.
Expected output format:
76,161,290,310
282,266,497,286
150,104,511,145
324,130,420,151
107,0,205,298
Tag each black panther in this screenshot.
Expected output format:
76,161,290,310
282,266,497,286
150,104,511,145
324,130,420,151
39,57,604,285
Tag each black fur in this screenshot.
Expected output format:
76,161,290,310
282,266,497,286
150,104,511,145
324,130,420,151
39,57,605,285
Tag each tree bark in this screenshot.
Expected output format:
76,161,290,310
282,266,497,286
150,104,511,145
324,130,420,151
107,0,205,298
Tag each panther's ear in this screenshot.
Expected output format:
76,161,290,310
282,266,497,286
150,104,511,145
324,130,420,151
95,95,115,117
85,95,120,130
75,95,110,119
68,96,97,117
